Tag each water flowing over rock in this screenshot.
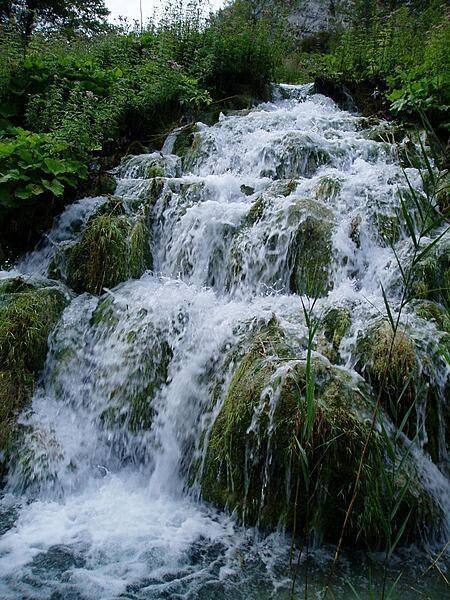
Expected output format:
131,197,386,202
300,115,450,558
0,84,448,598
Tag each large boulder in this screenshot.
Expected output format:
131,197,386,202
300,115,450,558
355,319,449,464
0,277,68,480
50,198,152,295
201,320,439,546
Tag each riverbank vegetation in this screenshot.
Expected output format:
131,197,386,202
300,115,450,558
279,0,449,136
0,0,281,261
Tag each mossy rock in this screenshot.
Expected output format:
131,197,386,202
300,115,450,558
173,123,198,160
99,339,172,434
314,176,342,202
317,306,352,364
201,322,437,546
0,279,68,480
0,281,68,372
244,196,267,227
410,236,450,307
64,202,152,295
411,299,450,333
0,370,34,482
355,321,418,421
90,296,173,435
266,179,298,198
240,184,255,197
374,212,402,245
266,133,331,180
289,201,334,297
355,320,447,463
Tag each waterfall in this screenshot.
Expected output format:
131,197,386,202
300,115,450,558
0,84,448,598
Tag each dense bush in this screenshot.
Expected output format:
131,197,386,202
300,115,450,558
280,0,449,133
0,1,279,259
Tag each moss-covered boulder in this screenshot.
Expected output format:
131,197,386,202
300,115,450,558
201,321,439,546
0,278,68,372
289,201,334,297
0,278,68,480
172,123,198,162
261,133,331,180
119,153,182,179
317,306,352,364
355,319,448,463
410,236,450,307
90,296,173,435
412,299,450,334
314,175,342,202
61,200,152,295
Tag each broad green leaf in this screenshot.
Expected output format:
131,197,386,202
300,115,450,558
43,158,68,176
42,178,65,196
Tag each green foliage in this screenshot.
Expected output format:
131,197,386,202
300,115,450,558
0,2,279,256
280,1,449,131
61,200,151,295
0,128,88,213
0,0,109,43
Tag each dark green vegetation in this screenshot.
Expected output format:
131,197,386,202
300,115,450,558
49,197,152,294
201,319,442,547
0,0,448,573
0,0,281,261
0,277,68,480
279,1,449,135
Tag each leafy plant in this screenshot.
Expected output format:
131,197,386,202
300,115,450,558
0,129,87,213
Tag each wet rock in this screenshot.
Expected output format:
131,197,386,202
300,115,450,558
314,175,342,202
289,200,334,297
318,306,352,364
240,184,255,196
355,319,448,463
0,278,68,480
54,199,152,295
201,320,440,546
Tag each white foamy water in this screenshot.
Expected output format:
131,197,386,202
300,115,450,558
0,84,448,598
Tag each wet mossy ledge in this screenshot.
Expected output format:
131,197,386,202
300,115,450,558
355,318,449,465
0,277,69,480
200,319,443,548
50,197,152,295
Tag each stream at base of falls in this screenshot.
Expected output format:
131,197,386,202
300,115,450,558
0,84,448,598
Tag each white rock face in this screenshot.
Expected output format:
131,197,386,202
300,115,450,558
288,0,351,36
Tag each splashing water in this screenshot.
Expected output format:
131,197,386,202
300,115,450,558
0,84,448,598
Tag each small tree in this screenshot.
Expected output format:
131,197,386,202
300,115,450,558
0,0,110,44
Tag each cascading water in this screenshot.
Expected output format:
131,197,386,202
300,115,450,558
0,85,448,598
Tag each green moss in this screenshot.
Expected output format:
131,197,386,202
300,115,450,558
266,179,298,197
173,123,197,159
0,279,68,480
201,323,434,546
0,370,34,481
356,321,418,425
64,201,151,295
318,307,352,363
0,283,68,372
273,135,331,179
129,219,152,279
375,213,402,245
289,202,334,297
244,196,267,227
314,176,342,202
240,184,255,196
411,237,450,307
354,320,447,463
412,299,450,333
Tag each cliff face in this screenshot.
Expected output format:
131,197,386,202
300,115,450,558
287,0,351,36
